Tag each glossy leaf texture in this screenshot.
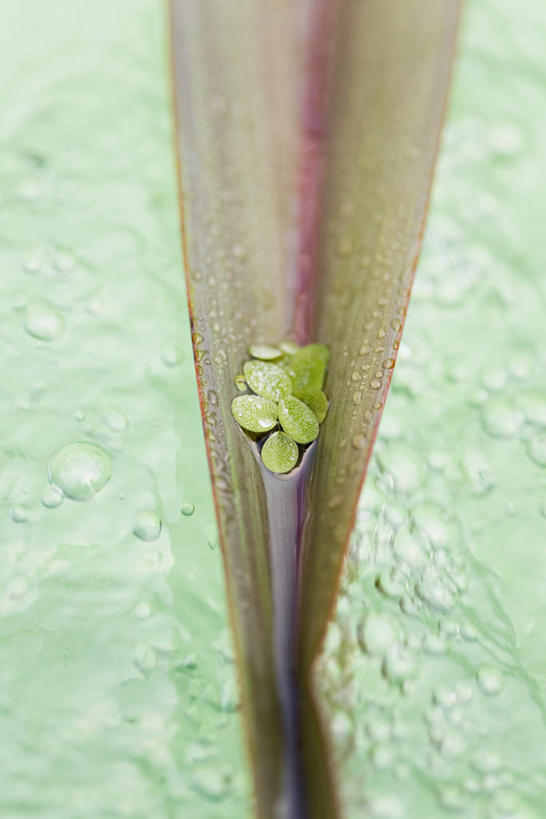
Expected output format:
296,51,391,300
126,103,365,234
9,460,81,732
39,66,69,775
169,1,460,817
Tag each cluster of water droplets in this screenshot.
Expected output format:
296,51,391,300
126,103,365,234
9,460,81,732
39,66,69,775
0,2,249,816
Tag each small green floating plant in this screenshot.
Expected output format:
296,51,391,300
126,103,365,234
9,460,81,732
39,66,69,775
231,342,330,474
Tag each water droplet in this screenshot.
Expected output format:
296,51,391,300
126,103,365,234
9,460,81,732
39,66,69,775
472,748,501,773
452,683,472,708
382,645,418,683
7,575,31,599
133,601,152,620
133,642,156,675
378,444,422,494
461,623,478,641
489,122,523,157
367,794,403,818
526,432,546,467
358,612,400,657
371,744,394,769
220,679,239,712
477,665,504,696
22,253,42,273
440,732,466,757
48,442,112,501
133,510,162,541
481,399,523,438
9,504,28,523
393,530,426,568
412,503,449,549
24,300,64,341
433,686,457,708
417,569,455,611
192,766,229,801
41,484,64,508
439,785,467,811
376,569,405,599
161,345,183,366
102,407,127,431
481,366,508,392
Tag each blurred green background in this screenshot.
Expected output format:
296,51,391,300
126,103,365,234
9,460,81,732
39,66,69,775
0,0,544,817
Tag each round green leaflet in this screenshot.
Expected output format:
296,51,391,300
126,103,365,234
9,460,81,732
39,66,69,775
288,344,328,396
261,431,299,474
243,359,292,402
248,344,282,360
279,340,300,355
278,396,319,444
299,389,328,424
231,394,278,433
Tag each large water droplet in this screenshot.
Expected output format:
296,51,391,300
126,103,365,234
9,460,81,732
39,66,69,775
48,442,112,501
24,300,64,341
133,510,162,541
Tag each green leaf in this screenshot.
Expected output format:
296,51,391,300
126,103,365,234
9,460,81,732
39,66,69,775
288,344,328,397
170,0,460,814
231,395,278,434
278,396,320,444
299,389,329,424
261,431,299,474
243,359,292,402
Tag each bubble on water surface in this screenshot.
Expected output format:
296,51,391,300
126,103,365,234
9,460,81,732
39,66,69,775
24,300,64,341
133,510,162,542
48,442,112,501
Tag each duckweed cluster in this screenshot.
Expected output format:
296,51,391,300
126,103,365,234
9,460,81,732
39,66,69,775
231,342,330,473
